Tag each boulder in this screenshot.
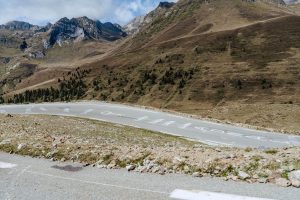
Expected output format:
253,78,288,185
288,170,300,181
275,178,291,187
17,143,27,150
126,165,135,171
238,171,250,180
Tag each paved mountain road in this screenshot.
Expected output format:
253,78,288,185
1,153,300,200
0,102,300,148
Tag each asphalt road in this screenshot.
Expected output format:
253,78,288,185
1,152,300,200
0,102,300,148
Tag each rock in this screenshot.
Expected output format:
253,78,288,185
33,143,42,148
183,165,190,172
46,150,59,158
253,174,259,179
173,157,184,164
291,179,300,188
126,165,135,171
138,166,148,173
17,143,27,150
0,139,11,145
288,170,300,181
192,172,202,177
258,178,267,183
275,178,291,187
96,164,106,169
238,171,250,180
107,163,116,169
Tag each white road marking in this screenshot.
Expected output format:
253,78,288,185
180,123,192,129
135,116,149,121
82,109,93,114
149,119,164,124
64,108,70,113
210,129,225,133
25,107,32,114
26,170,168,195
226,132,242,137
101,111,113,115
246,136,265,140
195,127,211,132
0,109,7,114
170,189,274,200
163,121,176,126
39,107,47,111
0,161,17,169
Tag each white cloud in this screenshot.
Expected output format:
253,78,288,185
0,0,178,26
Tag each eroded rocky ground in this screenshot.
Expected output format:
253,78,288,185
0,114,299,188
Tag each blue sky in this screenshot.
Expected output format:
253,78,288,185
0,0,177,26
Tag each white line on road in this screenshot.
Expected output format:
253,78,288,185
0,161,17,169
210,129,225,133
63,108,70,113
26,170,168,195
149,119,164,124
194,127,210,132
170,189,274,200
39,107,47,111
82,109,93,114
226,132,242,137
135,116,149,121
163,121,176,126
180,123,192,129
25,107,32,114
246,136,265,140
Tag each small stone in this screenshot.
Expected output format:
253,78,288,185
291,179,300,188
173,157,184,164
96,164,106,169
126,165,135,171
107,163,115,169
238,171,250,180
152,166,160,173
275,178,291,187
17,143,27,150
138,166,148,173
258,178,267,183
192,172,202,177
0,139,11,145
253,174,259,179
183,165,190,172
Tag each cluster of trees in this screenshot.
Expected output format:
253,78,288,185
7,68,91,104
160,67,194,88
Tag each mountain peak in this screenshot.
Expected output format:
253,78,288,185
0,20,35,30
158,2,175,9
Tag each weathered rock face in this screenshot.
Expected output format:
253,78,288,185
158,2,175,9
123,16,146,35
0,21,37,31
48,16,126,46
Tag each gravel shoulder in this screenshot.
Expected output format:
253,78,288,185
0,114,300,188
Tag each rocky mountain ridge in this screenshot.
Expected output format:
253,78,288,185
0,16,126,59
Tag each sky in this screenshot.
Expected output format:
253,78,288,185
0,0,178,26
